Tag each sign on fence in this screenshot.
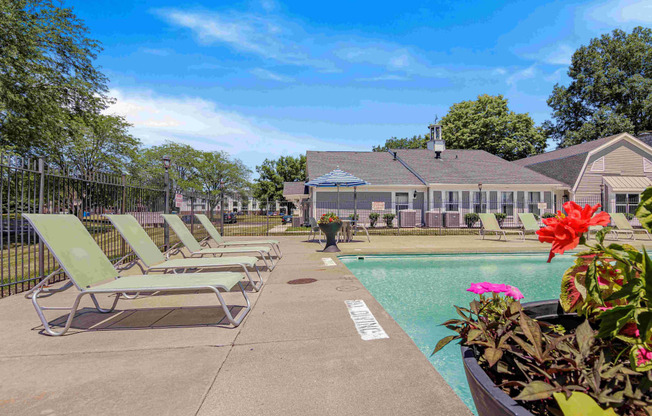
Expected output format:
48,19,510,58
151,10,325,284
371,201,385,211
537,202,547,210
175,193,183,208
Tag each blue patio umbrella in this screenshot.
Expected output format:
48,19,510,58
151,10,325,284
305,168,370,217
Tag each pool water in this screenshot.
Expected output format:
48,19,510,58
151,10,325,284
339,253,575,414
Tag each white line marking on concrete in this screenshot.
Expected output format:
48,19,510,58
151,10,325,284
345,300,389,341
322,257,336,266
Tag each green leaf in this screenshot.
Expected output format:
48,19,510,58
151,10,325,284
643,247,652,301
484,347,503,367
637,311,652,341
635,187,652,233
519,311,543,360
595,227,611,245
514,381,557,401
629,346,652,372
575,320,595,358
585,257,603,306
553,392,618,415
432,335,458,355
467,329,483,342
596,305,635,338
604,278,642,302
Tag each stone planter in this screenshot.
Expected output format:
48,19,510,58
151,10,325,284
319,221,342,252
461,300,578,416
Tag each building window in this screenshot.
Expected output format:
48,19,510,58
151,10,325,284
528,192,541,215
644,159,652,173
473,191,486,213
445,191,459,211
501,192,514,216
615,193,639,215
591,156,605,172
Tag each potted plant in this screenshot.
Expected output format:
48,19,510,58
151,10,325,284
494,212,507,227
383,213,395,228
369,212,380,228
465,212,480,228
318,212,342,252
436,195,652,416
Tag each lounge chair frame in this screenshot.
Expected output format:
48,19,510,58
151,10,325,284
608,213,652,241
194,214,283,258
23,214,250,336
479,213,524,242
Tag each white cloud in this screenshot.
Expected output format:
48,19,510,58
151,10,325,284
506,65,537,86
105,89,361,168
357,74,409,82
250,68,294,82
157,9,335,70
334,45,445,78
586,0,652,24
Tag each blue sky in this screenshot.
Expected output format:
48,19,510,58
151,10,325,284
66,0,652,171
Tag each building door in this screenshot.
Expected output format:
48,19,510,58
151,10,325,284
395,192,409,212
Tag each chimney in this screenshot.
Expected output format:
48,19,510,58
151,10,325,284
427,124,445,159
393,151,398,160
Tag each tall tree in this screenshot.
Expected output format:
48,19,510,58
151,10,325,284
129,141,202,192
253,155,306,202
546,27,652,147
0,0,111,155
440,94,546,161
195,151,252,218
372,135,429,152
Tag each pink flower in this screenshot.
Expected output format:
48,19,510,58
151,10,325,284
636,347,652,366
505,286,524,300
466,282,524,300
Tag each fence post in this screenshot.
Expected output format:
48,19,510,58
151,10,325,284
121,174,127,256
220,191,224,236
190,193,195,235
266,199,270,236
38,157,45,279
164,168,170,251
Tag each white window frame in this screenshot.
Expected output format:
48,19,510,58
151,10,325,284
500,191,514,216
591,156,605,172
444,190,460,212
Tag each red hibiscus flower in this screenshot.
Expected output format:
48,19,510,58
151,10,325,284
537,202,610,262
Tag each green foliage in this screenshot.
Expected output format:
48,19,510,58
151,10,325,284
195,151,252,216
0,0,111,155
542,212,556,219
348,214,359,220
546,27,652,147
635,187,652,233
372,135,428,152
464,212,480,228
383,213,395,227
494,212,507,226
440,94,547,161
253,155,306,202
369,212,380,227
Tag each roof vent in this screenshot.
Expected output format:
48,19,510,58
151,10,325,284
393,151,397,160
427,124,445,159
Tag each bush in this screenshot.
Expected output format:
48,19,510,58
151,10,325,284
383,213,395,227
494,212,507,226
348,214,359,221
464,212,480,228
542,212,556,219
369,212,380,228
625,212,635,221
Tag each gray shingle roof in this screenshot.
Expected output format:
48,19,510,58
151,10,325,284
306,151,423,185
282,181,307,196
393,149,564,185
512,134,624,187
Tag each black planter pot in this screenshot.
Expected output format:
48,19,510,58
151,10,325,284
461,300,579,416
319,221,342,252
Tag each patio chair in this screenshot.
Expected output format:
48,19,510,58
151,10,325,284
194,214,282,258
106,214,263,291
479,213,524,242
308,217,323,245
588,225,604,240
610,213,652,240
517,213,542,239
22,214,250,336
162,214,276,270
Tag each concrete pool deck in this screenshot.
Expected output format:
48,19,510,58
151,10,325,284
1,234,650,415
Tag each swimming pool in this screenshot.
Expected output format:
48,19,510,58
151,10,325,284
339,253,575,414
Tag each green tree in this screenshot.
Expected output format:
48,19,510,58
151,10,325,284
0,0,110,155
129,141,202,192
195,151,252,218
253,155,306,202
546,27,652,147
372,135,429,152
439,95,546,161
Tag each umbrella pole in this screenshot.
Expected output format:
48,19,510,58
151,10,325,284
337,185,340,217
354,186,357,226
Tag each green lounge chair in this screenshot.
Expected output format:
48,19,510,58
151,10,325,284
162,214,276,270
610,213,652,240
194,214,282,258
22,214,250,336
517,213,542,239
479,213,524,241
106,214,263,291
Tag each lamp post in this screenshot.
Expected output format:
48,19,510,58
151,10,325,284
162,155,171,250
219,179,225,235
600,183,605,211
478,183,483,212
